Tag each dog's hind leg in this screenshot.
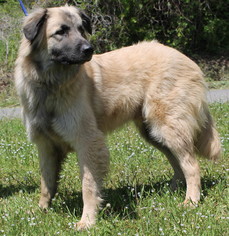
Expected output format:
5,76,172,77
143,120,201,204
139,95,202,204
37,137,66,209
75,130,109,230
135,119,185,191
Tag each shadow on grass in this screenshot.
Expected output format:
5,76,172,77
102,180,172,220
54,174,226,219
201,176,226,197
54,179,175,219
0,183,38,198
0,175,225,219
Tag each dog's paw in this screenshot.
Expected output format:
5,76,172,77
179,199,198,208
38,198,50,209
75,220,94,231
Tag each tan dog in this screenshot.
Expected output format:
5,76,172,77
15,5,221,230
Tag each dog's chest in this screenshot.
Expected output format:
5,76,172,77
27,90,79,145
26,90,61,139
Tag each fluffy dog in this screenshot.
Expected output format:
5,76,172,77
15,5,221,230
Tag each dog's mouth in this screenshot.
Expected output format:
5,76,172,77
51,54,93,65
51,45,94,65
54,57,92,65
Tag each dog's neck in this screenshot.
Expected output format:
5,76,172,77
27,54,82,89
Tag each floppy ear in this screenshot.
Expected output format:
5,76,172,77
23,9,47,42
79,10,92,35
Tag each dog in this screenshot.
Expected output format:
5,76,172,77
15,5,221,230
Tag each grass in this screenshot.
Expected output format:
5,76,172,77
0,103,228,235
207,81,229,90
0,83,19,108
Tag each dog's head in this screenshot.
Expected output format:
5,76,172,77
23,6,93,65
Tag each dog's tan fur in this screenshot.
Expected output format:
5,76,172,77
15,6,221,230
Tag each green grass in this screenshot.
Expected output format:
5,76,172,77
207,81,229,90
0,103,228,235
0,83,19,108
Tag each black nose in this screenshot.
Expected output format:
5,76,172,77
81,44,94,57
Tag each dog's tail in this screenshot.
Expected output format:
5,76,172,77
195,105,221,161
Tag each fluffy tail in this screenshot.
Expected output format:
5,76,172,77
195,109,221,161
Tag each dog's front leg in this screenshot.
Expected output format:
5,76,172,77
76,131,109,230
36,137,65,209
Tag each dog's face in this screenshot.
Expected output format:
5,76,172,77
23,6,93,65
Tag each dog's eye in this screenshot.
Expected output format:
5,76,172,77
54,25,70,36
55,29,66,35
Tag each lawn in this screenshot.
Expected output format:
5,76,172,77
0,103,228,235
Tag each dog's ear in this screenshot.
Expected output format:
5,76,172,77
23,9,47,42
79,10,92,35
